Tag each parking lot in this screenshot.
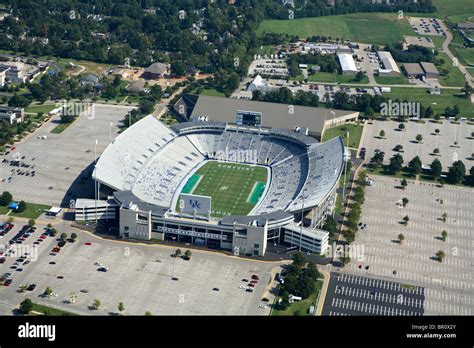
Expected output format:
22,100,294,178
0,104,134,206
247,58,288,77
322,272,425,316
404,36,435,49
346,175,474,315
408,17,446,36
361,119,474,168
0,225,277,315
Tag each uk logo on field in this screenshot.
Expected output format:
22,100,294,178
189,200,201,209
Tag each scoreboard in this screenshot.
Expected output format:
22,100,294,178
236,110,262,127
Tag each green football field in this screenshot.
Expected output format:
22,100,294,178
180,161,268,218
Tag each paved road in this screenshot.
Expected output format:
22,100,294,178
441,20,474,88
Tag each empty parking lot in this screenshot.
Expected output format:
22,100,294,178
346,175,474,315
322,272,425,316
361,119,473,169
0,226,277,315
0,104,135,206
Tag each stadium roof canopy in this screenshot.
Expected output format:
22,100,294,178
187,95,358,138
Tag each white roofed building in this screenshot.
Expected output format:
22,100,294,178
337,53,358,75
377,51,400,76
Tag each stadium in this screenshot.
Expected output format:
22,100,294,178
83,113,345,257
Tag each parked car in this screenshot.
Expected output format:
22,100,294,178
26,284,36,291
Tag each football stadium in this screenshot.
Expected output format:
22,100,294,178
79,110,345,257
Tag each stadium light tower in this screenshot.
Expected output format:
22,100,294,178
341,131,350,220
299,188,307,252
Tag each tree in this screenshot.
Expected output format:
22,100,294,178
433,148,440,155
388,154,404,174
174,249,182,257
50,228,58,237
7,216,14,224
19,284,27,293
447,161,466,184
47,223,52,229
401,178,408,189
461,82,473,98
355,71,365,82
353,186,365,204
394,144,403,152
292,252,306,269
44,287,52,297
28,219,35,227
60,233,68,241
441,212,447,223
144,311,152,316
70,233,77,240
403,215,409,225
398,123,405,131
434,128,440,135
407,156,422,175
398,233,405,244
118,302,125,315
93,299,101,310
0,191,12,206
436,250,445,263
20,298,33,314
322,215,337,238
415,134,423,143
402,197,409,207
379,129,385,138
184,250,192,260
430,158,442,178
17,201,27,213
441,230,447,242
370,152,384,168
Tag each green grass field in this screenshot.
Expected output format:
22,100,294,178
9,202,52,219
385,87,474,118
180,161,268,217
436,52,466,87
31,303,78,316
257,13,414,45
432,0,474,18
272,280,323,316
322,123,363,149
25,104,57,115
374,74,408,85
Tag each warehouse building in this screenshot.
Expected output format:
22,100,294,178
377,51,401,76
337,53,358,75
420,61,439,79
403,63,425,79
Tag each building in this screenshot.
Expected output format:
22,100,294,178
141,62,170,80
247,75,272,93
403,63,425,79
0,66,8,86
177,94,359,140
377,51,400,76
87,109,346,257
457,22,474,31
75,198,118,221
420,61,439,79
126,80,147,93
337,53,358,75
0,106,25,124
0,61,26,83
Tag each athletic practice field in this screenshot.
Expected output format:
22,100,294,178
180,161,268,218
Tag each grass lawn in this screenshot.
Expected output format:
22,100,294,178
10,202,51,219
199,88,226,97
25,104,57,115
0,206,10,215
385,87,474,118
31,303,78,316
375,74,408,85
322,123,364,149
450,44,474,67
50,118,77,134
296,71,369,84
257,13,414,46
179,161,268,218
436,52,466,87
272,279,323,316
431,0,474,18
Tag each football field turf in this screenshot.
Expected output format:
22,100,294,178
180,161,268,218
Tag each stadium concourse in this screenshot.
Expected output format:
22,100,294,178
75,114,345,258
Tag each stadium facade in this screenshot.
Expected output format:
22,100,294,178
82,112,345,257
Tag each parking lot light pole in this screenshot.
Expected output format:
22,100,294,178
94,139,98,224
341,131,350,212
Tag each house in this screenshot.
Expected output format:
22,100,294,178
0,106,25,124
420,62,439,79
141,62,170,80
247,75,274,93
79,74,104,93
127,80,147,93
403,63,425,79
